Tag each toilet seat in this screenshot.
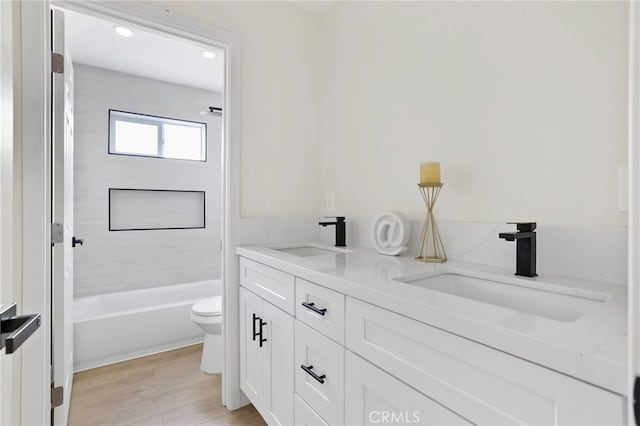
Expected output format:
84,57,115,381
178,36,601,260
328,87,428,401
192,296,222,317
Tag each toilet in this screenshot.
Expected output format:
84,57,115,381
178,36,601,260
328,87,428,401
191,296,223,374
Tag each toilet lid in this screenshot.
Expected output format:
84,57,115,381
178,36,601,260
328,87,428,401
192,296,222,317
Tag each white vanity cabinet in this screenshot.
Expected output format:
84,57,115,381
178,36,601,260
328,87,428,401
295,394,329,426
345,351,471,426
345,297,625,426
239,287,264,406
293,278,346,424
239,286,294,426
240,257,295,315
296,278,345,344
295,321,345,425
238,254,625,426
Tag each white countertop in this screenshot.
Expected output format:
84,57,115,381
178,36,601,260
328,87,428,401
237,242,628,395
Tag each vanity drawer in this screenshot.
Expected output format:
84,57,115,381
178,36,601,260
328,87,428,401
345,351,470,426
295,278,345,344
295,394,329,426
239,257,295,315
295,321,344,425
346,297,624,426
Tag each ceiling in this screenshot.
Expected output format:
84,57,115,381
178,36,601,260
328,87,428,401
65,11,224,93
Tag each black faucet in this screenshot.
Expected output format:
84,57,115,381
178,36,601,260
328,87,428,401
498,222,537,277
319,217,346,247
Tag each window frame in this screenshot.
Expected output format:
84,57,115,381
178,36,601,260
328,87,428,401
108,109,208,162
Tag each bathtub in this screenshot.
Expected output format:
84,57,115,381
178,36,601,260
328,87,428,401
73,280,220,372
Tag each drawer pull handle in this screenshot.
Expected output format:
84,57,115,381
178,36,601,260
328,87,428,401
301,301,327,316
301,364,326,384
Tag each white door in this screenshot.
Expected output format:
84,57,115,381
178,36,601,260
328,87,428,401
0,0,14,419
239,287,264,410
51,8,75,425
1,1,21,424
262,301,294,426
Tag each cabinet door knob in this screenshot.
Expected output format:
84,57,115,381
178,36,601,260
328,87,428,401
301,364,326,384
301,301,327,316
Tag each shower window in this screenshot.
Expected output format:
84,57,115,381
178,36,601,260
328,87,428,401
108,110,207,161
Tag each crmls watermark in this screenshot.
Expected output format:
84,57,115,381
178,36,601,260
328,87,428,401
368,410,421,424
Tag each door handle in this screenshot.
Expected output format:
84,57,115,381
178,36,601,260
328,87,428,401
300,364,326,384
1,304,41,354
258,318,267,347
72,236,84,247
252,313,267,347
252,313,259,341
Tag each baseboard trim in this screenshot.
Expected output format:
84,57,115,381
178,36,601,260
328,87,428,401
73,337,205,372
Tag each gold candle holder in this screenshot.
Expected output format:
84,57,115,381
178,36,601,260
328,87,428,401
415,182,447,263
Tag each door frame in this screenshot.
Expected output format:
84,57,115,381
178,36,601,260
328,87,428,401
20,1,245,422
629,1,639,423
19,2,52,425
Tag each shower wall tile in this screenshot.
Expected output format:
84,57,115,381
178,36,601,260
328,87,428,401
74,64,223,297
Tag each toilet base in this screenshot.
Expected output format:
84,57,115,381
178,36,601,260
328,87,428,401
200,333,223,374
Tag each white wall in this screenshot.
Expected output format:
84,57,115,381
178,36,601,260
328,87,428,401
149,1,322,217
318,2,629,227
74,64,222,297
324,218,627,285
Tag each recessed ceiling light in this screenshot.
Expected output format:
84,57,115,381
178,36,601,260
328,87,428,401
114,26,134,38
202,50,216,60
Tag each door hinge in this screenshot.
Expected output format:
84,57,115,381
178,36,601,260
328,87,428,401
51,223,63,245
51,386,63,408
51,52,64,74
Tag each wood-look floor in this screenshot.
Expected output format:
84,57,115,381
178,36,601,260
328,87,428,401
68,344,266,426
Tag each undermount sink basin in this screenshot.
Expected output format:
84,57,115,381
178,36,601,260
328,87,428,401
274,245,351,257
395,272,610,322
